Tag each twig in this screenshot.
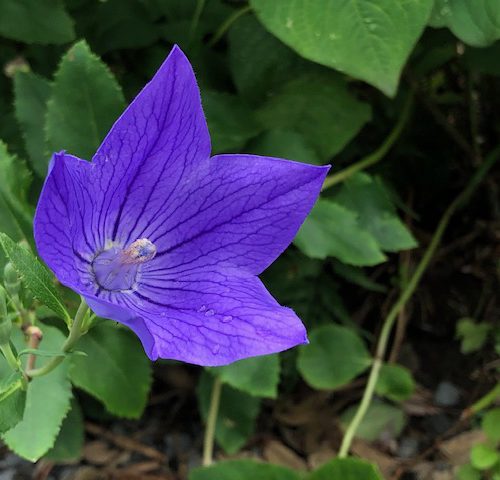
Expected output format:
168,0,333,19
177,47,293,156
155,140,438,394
338,147,500,457
85,422,167,463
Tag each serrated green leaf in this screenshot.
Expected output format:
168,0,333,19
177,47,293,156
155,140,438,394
482,408,500,442
0,141,33,239
198,371,261,454
45,399,84,461
2,325,72,461
0,373,26,433
248,129,322,165
0,0,75,44
13,72,52,177
336,173,417,252
308,457,383,480
430,0,500,47
297,324,372,390
190,459,301,480
46,40,125,160
376,364,416,402
0,233,70,323
210,354,280,399
294,199,387,266
250,0,433,96
340,401,406,441
257,72,371,160
69,323,152,419
203,90,262,153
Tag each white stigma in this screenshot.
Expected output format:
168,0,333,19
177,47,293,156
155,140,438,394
121,238,157,264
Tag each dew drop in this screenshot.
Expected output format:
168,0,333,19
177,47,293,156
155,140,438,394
212,344,220,355
198,305,207,312
368,24,376,31
205,309,215,317
222,315,233,323
286,17,293,29
160,312,166,317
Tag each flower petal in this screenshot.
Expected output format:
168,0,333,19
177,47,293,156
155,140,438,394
147,154,329,275
34,152,97,290
86,268,307,366
90,45,211,246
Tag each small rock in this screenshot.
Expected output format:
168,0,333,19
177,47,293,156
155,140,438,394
0,468,16,480
434,382,460,407
398,437,419,458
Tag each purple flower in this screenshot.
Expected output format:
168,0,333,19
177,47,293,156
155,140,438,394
34,46,329,366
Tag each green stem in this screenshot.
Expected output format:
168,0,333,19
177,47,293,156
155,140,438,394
26,298,89,378
189,0,206,44
202,376,223,466
322,93,414,191
338,147,500,458
1,342,20,372
207,5,252,48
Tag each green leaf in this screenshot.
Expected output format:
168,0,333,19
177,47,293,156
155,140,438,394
69,323,152,419
0,143,33,253
45,399,84,461
248,129,322,165
470,443,499,470
297,324,372,390
456,464,482,480
340,401,406,441
2,325,73,461
430,0,500,47
375,364,416,402
456,317,491,354
190,459,301,480
210,354,280,399
257,72,371,160
250,0,433,96
13,72,52,178
0,141,33,233
482,408,500,442
294,199,386,266
0,372,26,433
46,40,125,160
198,371,261,454
336,173,417,252
308,457,383,480
228,14,308,104
0,0,75,44
202,90,262,153
0,233,70,323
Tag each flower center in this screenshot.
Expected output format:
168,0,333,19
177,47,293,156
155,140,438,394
91,238,156,292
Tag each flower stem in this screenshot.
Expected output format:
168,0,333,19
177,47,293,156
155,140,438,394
322,92,414,191
26,298,89,378
202,376,222,466
338,147,500,458
0,342,20,372
207,5,252,48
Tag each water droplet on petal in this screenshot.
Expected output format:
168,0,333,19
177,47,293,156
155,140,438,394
222,315,233,323
205,309,215,317
198,305,207,312
160,312,166,317
212,344,220,355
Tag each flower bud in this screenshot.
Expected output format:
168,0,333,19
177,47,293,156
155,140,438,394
0,285,12,345
4,262,20,296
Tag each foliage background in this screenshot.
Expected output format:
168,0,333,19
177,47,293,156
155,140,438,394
0,0,499,479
